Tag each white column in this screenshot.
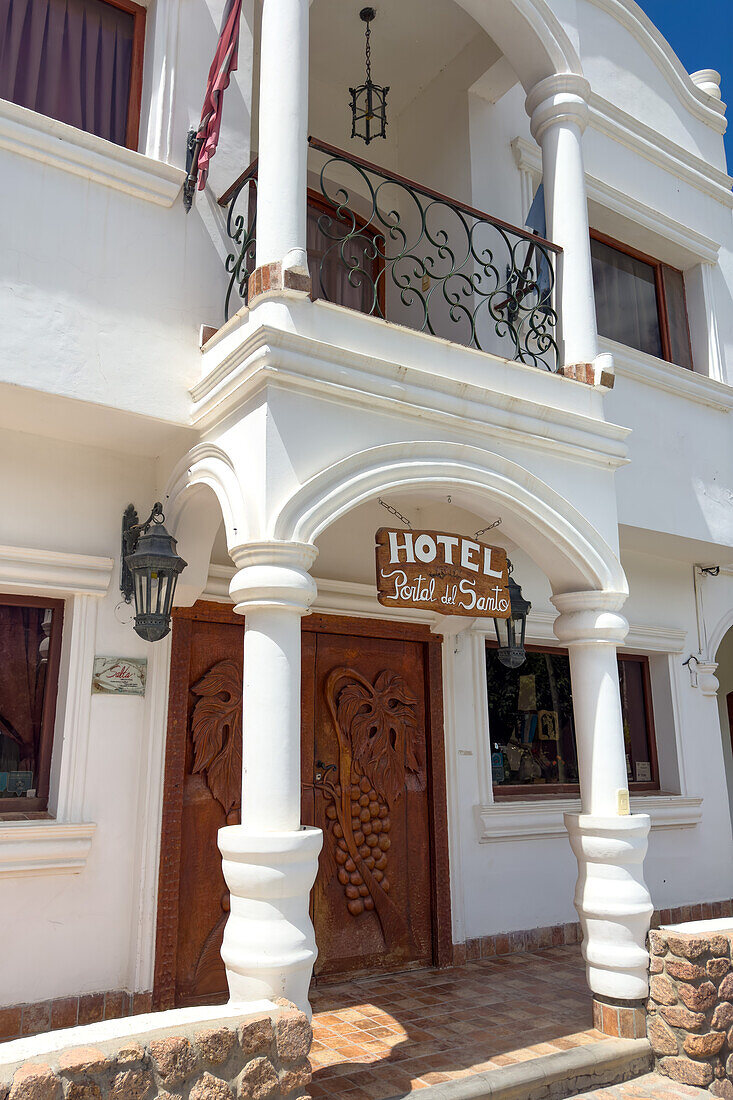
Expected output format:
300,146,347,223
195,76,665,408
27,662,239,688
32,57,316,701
552,591,653,1002
255,0,309,275
217,542,322,1014
527,75,601,373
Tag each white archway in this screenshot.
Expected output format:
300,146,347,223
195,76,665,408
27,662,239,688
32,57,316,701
164,443,254,606
273,441,627,597
453,0,582,91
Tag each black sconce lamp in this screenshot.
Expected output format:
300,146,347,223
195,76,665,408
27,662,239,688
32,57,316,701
121,503,187,642
494,562,531,669
350,7,389,144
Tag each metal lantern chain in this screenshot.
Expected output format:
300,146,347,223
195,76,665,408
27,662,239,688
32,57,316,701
364,11,372,83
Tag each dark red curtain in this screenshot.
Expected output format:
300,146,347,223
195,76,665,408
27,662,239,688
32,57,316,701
0,606,48,775
0,0,134,145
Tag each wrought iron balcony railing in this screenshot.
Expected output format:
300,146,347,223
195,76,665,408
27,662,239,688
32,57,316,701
218,138,561,371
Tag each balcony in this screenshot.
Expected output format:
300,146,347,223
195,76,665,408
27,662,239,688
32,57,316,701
218,139,561,373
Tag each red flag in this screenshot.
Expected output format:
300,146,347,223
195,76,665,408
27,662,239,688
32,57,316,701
195,0,243,191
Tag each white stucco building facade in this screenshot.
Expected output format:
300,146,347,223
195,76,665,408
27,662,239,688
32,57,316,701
1,0,732,1049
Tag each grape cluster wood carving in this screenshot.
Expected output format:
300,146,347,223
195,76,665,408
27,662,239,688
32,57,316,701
190,658,242,815
319,667,425,953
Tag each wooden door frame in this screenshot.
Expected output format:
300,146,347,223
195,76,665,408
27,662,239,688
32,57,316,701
153,605,452,1009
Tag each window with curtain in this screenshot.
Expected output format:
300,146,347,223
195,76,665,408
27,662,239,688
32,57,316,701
0,0,145,148
591,232,693,369
486,644,658,796
590,233,694,370
0,597,64,815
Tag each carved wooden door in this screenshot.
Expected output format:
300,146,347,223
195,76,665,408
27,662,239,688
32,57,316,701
155,607,243,1010
302,619,437,978
155,607,450,1009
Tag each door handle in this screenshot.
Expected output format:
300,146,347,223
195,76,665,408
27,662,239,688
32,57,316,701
315,760,336,784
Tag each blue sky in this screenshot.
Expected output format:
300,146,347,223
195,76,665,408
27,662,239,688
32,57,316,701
636,0,733,168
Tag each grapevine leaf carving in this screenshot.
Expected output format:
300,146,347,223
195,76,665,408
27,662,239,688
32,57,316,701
338,669,423,804
191,659,242,814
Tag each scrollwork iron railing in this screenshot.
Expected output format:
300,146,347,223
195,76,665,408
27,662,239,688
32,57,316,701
218,139,561,370
218,158,258,323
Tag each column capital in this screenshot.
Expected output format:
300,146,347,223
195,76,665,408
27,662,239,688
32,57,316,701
526,73,592,143
229,540,318,615
551,590,628,646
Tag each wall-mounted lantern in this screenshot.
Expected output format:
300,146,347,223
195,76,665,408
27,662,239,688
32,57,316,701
121,503,187,642
494,563,531,669
350,7,389,145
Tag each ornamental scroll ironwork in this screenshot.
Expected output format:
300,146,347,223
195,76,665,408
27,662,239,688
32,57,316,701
219,140,560,370
220,164,258,323
309,140,559,369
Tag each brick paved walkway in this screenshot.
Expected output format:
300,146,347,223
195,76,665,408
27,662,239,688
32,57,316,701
572,1072,708,1100
309,944,606,1097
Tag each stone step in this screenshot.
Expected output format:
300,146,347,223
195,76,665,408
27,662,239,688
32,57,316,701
400,1038,653,1100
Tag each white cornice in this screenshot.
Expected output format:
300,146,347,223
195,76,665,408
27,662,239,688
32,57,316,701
585,0,727,134
0,822,96,878
588,95,733,209
205,570,688,654
476,794,702,842
606,340,733,412
0,545,113,597
192,319,630,471
0,99,184,207
512,137,721,263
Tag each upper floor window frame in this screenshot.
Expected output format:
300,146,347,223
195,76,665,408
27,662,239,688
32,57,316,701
590,228,694,371
107,0,146,151
0,0,146,152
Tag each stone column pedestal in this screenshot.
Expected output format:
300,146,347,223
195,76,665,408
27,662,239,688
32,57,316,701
218,541,322,1016
554,590,654,1020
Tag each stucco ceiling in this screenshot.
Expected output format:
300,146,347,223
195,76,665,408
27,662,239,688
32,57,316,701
310,0,494,114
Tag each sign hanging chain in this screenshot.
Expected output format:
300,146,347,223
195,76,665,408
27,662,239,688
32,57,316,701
473,518,502,539
378,498,412,529
379,499,502,540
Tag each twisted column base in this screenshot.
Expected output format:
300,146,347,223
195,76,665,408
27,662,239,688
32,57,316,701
565,812,653,1001
218,825,323,1016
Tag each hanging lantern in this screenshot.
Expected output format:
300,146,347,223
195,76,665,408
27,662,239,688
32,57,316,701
494,563,531,669
350,7,389,145
121,503,187,642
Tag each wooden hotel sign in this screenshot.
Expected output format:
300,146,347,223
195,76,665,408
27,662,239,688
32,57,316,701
375,528,511,618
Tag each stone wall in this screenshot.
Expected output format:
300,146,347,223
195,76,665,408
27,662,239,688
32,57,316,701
647,926,733,1096
0,1002,310,1100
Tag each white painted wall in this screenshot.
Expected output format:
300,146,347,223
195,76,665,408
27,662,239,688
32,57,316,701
2,0,733,1008
0,429,171,1004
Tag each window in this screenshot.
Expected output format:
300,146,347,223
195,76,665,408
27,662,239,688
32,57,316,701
0,0,145,149
0,596,64,815
486,644,658,797
590,231,693,370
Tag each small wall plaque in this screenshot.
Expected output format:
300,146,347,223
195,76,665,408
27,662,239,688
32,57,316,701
92,657,147,696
